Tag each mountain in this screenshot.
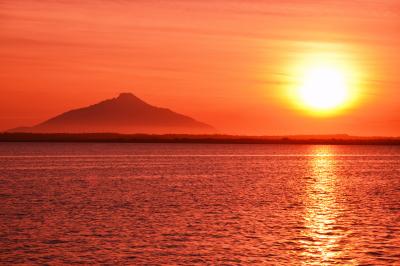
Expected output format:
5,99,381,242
9,93,215,134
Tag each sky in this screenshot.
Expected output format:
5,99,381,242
1,0,399,135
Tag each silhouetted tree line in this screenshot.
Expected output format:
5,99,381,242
0,133,400,145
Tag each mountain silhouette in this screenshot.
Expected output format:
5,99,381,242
9,93,214,134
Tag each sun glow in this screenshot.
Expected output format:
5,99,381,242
299,65,348,110
289,51,360,115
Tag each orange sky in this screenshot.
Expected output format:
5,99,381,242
1,0,399,135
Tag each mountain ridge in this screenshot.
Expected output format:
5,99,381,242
8,93,215,134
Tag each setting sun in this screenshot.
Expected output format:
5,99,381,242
288,51,360,116
298,64,348,111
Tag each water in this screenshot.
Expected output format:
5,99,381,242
0,143,399,265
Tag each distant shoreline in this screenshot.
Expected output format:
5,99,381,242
1,133,400,145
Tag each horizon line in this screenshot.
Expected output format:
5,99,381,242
1,132,400,145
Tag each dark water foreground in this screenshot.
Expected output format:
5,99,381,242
0,143,399,265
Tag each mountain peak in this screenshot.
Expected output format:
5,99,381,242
116,92,143,101
113,92,150,107
117,92,136,99
8,92,215,134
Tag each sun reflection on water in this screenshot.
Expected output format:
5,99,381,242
300,146,353,265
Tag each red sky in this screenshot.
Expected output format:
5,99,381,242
1,0,399,135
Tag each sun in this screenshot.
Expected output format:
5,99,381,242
298,64,348,110
288,52,360,115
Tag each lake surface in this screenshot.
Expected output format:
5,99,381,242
0,143,399,265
